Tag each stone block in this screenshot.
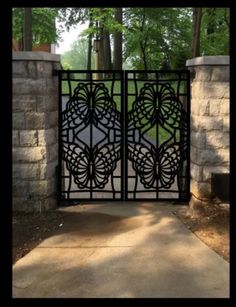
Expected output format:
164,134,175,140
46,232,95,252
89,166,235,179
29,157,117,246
192,82,229,99
27,61,37,78
223,116,229,132
13,197,29,211
191,131,206,149
38,128,56,146
195,66,212,81
220,99,230,115
36,61,53,77
191,179,212,199
190,146,198,162
46,111,58,128
191,115,222,131
12,61,27,77
198,148,229,165
25,112,46,129
13,78,46,95
209,99,222,116
12,130,19,145
13,95,37,112
45,78,58,95
46,143,58,162
202,166,230,181
12,179,30,197
217,149,230,165
206,132,229,149
29,178,56,197
19,130,38,146
13,147,46,162
13,163,39,179
39,160,58,179
191,163,203,181
36,95,58,112
211,66,229,82
191,99,209,116
13,113,25,129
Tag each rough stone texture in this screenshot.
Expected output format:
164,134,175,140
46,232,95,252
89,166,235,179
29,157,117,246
13,96,37,112
187,56,229,199
13,52,60,211
19,130,38,146
13,163,39,180
13,147,46,163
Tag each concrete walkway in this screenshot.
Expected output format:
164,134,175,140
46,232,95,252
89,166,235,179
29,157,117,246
12,202,229,298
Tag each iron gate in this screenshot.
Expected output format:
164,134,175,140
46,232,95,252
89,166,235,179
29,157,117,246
57,70,190,202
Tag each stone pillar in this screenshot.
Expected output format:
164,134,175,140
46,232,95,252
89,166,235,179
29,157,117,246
186,56,229,199
13,51,61,211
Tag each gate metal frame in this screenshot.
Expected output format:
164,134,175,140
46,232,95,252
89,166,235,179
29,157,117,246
55,69,190,203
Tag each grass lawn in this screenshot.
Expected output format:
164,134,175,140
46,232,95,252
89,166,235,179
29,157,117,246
61,79,183,142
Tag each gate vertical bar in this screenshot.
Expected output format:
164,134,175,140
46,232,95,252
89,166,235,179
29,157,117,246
155,71,159,200
186,69,191,200
124,71,128,200
121,70,125,200
58,71,62,203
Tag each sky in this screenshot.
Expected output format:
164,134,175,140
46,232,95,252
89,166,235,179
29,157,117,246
55,20,88,54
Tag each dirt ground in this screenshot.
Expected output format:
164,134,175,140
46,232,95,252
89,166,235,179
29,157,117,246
173,199,229,262
12,201,229,265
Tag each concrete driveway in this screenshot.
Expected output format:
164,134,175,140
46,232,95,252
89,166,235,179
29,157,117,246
12,202,229,298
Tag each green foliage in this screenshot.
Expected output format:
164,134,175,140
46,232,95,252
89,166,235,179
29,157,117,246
58,7,229,71
61,38,95,70
123,8,193,70
200,8,229,55
12,8,60,46
58,8,124,37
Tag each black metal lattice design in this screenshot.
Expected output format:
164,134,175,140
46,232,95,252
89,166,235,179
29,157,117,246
58,70,190,201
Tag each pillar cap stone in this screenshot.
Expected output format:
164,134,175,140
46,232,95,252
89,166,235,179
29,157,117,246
12,51,60,62
186,56,229,67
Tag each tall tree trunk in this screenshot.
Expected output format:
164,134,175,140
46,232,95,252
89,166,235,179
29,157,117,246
86,17,93,79
103,30,112,78
139,9,148,79
103,30,112,70
98,32,104,71
23,7,32,51
192,8,202,57
113,8,123,70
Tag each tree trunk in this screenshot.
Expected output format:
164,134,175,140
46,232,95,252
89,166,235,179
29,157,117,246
103,30,112,78
98,33,104,71
113,8,123,70
192,8,202,57
86,18,93,79
103,30,112,70
23,8,32,51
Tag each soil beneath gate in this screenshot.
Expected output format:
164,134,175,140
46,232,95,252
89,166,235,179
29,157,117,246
12,200,229,265
173,199,229,262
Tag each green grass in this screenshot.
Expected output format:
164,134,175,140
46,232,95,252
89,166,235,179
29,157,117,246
61,79,183,142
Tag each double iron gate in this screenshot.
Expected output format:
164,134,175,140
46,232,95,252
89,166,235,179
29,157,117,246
57,70,190,202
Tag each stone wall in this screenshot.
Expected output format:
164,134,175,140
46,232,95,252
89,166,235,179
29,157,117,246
186,56,229,199
13,52,61,211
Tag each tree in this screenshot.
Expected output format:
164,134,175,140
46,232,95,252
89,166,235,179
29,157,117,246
113,8,123,70
12,8,59,48
200,8,229,55
192,8,202,57
61,38,95,70
123,8,192,70
23,8,32,51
